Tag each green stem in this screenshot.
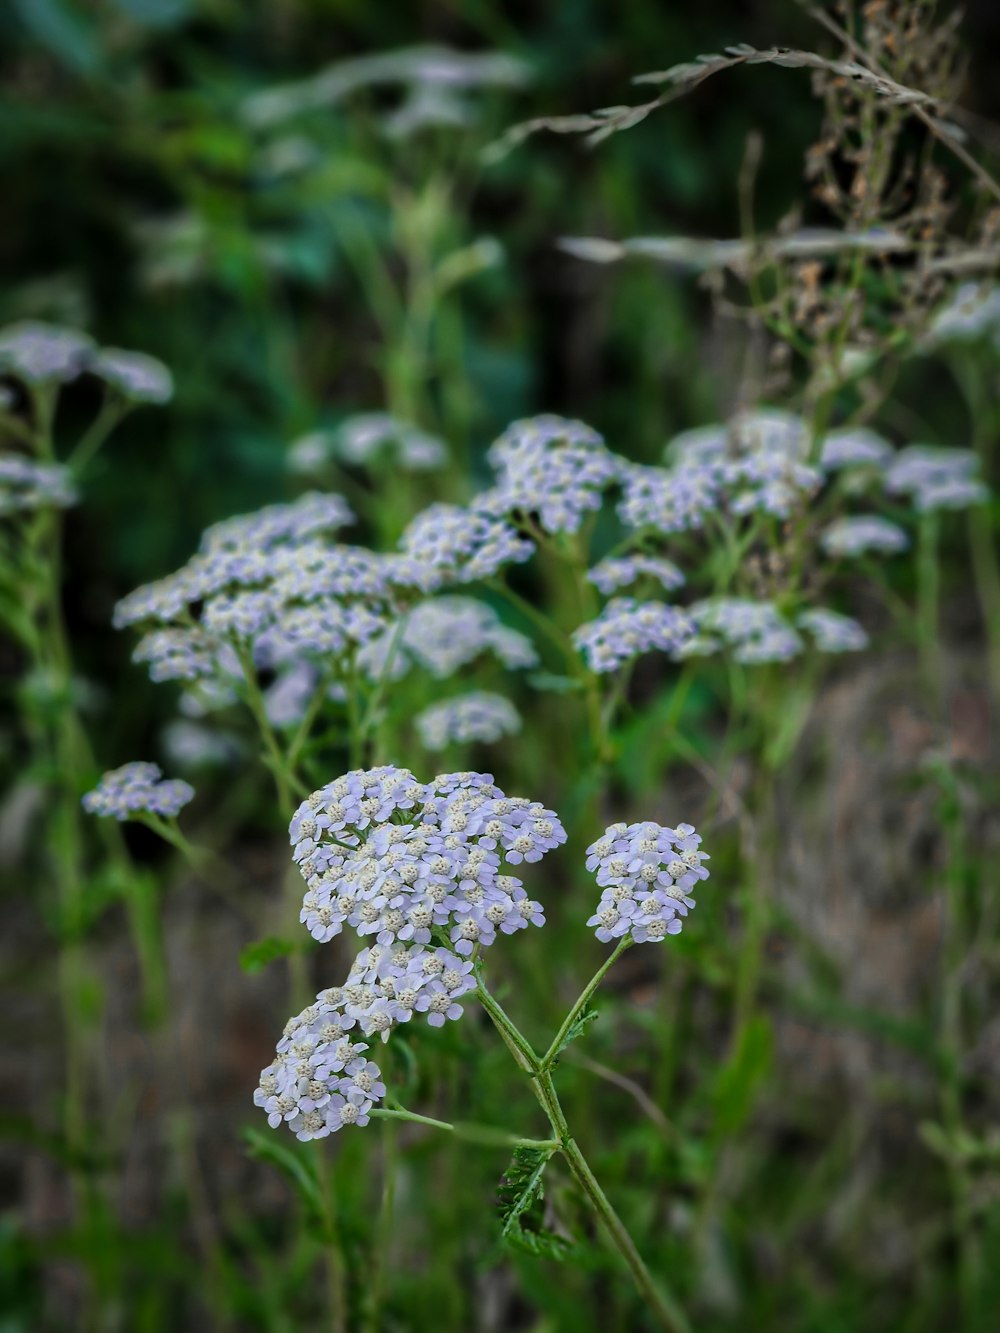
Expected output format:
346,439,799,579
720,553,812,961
916,512,943,710
314,1142,348,1333
475,973,689,1332
370,1107,559,1150
541,938,631,1070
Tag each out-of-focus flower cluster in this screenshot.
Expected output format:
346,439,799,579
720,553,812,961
415,691,521,750
586,820,709,943
677,597,869,664
0,457,78,514
358,596,537,682
0,321,173,402
573,599,695,673
82,762,194,821
256,767,563,1139
290,414,447,475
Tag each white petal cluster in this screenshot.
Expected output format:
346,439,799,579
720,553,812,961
415,692,521,750
573,599,695,673
585,820,710,944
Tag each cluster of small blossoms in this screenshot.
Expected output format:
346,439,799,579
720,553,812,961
254,998,385,1142
796,608,869,653
415,692,521,751
114,494,422,694
821,515,909,558
398,503,535,591
82,761,194,821
0,321,172,402
585,821,709,944
573,598,695,674
0,457,78,514
289,414,447,474
586,554,685,596
474,414,622,535
679,598,803,665
358,596,536,683
818,427,893,472
884,446,989,513
616,461,717,535
291,768,562,971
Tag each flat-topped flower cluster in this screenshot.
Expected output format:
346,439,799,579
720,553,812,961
256,767,564,1140
82,761,194,821
586,820,710,943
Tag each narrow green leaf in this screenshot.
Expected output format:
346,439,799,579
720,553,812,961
551,1005,599,1061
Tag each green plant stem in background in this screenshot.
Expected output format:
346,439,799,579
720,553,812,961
916,511,944,710
315,1142,349,1333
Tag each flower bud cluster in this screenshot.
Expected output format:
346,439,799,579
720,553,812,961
82,761,194,821
585,820,709,943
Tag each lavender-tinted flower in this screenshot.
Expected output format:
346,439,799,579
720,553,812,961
89,349,174,404
681,597,803,665
253,991,383,1141
416,692,521,751
587,554,685,596
291,767,563,971
585,820,709,944
573,598,695,673
201,492,354,553
0,457,78,514
399,503,534,590
819,428,893,472
797,608,869,653
475,414,621,535
821,515,909,558
82,761,194,821
359,596,537,682
290,415,448,473
161,719,242,769
133,627,226,683
0,321,94,384
617,462,717,535
884,446,988,512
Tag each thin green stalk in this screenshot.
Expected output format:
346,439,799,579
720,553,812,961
541,938,631,1070
916,512,944,709
475,971,689,1333
370,1107,559,1150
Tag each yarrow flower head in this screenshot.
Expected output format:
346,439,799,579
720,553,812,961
0,321,94,385
89,349,173,404
796,608,869,653
82,762,194,821
253,996,384,1141
415,692,521,751
819,427,893,472
474,414,622,535
399,503,534,591
821,515,909,558
0,457,78,515
290,414,447,474
585,820,709,944
358,596,536,683
586,554,685,597
884,446,989,512
679,598,802,665
573,598,695,673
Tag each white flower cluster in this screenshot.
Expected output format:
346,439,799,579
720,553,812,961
0,457,78,515
475,414,622,535
399,503,535,591
358,595,536,683
82,761,194,821
289,414,447,474
257,767,564,1140
585,820,710,943
677,597,869,664
415,691,521,751
821,515,909,558
586,553,685,596
0,320,172,402
572,599,695,673
885,445,988,513
114,493,424,707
